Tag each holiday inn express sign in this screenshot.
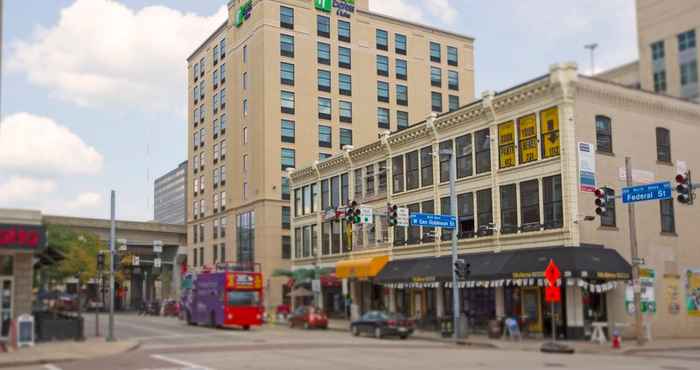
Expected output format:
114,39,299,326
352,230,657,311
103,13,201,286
315,0,355,18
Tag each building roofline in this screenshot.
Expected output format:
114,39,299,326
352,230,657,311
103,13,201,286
43,214,186,234
358,9,474,42
187,20,228,62
581,74,700,107
595,60,639,77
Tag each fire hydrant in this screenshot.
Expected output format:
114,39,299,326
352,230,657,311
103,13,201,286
611,329,621,349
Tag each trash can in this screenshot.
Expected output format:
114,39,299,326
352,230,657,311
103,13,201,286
441,317,454,338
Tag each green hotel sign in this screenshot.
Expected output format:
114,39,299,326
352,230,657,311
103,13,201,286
315,0,355,18
235,0,253,28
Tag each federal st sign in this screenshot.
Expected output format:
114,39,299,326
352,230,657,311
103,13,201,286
622,181,672,204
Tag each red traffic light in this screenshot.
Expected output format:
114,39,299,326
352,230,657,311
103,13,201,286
676,174,688,183
594,188,606,198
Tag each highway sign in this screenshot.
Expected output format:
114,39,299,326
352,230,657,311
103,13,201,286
396,207,410,227
622,181,672,204
359,207,373,224
409,213,456,229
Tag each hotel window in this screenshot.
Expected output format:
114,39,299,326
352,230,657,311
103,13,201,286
320,153,332,160
281,119,295,143
243,45,247,63
280,62,294,86
281,148,295,170
220,63,226,83
448,95,459,112
392,155,404,193
339,74,352,96
599,187,616,227
317,15,330,38
377,107,390,129
457,192,475,239
243,182,248,200
395,33,407,55
654,71,667,92
476,189,493,236
376,29,388,50
376,55,389,76
213,143,220,161
243,127,248,144
280,34,294,57
365,165,375,196
318,125,332,148
193,86,199,103
193,63,199,80
500,184,518,234
318,97,332,119
680,61,698,90
280,6,294,29
542,175,563,229
420,146,433,187
193,131,199,148
242,71,248,90
431,92,442,112
396,85,408,106
220,165,226,184
651,41,665,61
242,154,248,172
282,206,290,229
520,179,540,231
339,101,352,123
281,91,295,114
430,42,441,63
656,127,671,163
282,236,291,259
213,93,220,113
678,30,696,52
338,20,351,42
220,39,226,58
318,42,331,65
221,192,227,210
447,46,458,66
219,114,227,134
595,115,613,153
377,81,389,102
405,150,419,191
439,140,452,182
660,199,675,233
377,161,387,193
281,177,290,200
242,99,248,116
475,128,491,174
318,69,331,92
219,89,226,110
448,70,459,90
397,111,409,130
396,59,407,80
431,67,442,87
220,139,226,158
199,57,205,75
354,169,363,198
455,133,472,178
199,128,205,146
339,46,351,69
213,70,219,87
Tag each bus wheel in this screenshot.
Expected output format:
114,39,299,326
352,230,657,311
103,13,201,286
243,325,250,331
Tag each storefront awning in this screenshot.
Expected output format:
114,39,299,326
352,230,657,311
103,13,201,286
336,255,389,279
375,246,631,284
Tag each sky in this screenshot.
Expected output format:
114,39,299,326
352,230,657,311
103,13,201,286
0,0,638,221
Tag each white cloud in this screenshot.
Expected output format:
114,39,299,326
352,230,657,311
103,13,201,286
370,0,425,23
0,176,56,205
424,0,456,25
8,0,227,112
64,192,102,210
0,113,104,175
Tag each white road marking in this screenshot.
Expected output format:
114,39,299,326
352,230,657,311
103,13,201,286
44,365,63,370
150,354,213,370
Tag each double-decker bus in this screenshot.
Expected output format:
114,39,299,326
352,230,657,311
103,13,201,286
182,262,264,330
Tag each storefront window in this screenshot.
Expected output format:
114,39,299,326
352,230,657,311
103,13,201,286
0,256,12,275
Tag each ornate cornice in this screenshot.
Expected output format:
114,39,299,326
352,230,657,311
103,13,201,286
349,141,385,163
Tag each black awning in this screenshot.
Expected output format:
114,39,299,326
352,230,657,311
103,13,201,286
375,246,631,284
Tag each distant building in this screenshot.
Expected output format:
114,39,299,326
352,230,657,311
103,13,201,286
155,161,188,225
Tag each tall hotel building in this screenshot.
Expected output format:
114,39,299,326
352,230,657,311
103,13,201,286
186,0,475,307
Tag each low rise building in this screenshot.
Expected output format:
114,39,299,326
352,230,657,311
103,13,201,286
290,63,700,339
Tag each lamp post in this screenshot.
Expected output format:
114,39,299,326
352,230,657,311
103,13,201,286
75,271,85,341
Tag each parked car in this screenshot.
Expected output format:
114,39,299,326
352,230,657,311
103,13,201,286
288,306,328,329
86,299,105,312
350,311,414,339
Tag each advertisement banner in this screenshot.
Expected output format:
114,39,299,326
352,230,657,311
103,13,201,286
540,106,560,158
517,114,538,164
498,121,516,169
686,268,700,317
664,275,681,315
626,267,656,314
578,142,596,192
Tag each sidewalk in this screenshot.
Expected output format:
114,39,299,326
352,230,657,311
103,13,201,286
0,339,139,368
325,319,700,355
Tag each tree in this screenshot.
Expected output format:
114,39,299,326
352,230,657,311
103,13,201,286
41,225,110,286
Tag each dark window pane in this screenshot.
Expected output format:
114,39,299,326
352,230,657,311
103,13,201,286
520,180,540,231
596,115,613,153
420,146,433,187
542,175,563,229
656,127,671,162
392,155,404,193
405,151,419,190
500,184,518,234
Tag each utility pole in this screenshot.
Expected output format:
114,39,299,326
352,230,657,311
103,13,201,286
625,157,644,345
447,149,461,339
107,190,116,342
584,43,598,76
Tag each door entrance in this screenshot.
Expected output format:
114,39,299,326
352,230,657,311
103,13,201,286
521,287,542,333
0,277,13,339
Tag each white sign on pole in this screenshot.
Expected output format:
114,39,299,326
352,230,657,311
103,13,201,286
311,279,321,293
396,207,410,227
676,160,688,175
153,240,163,254
359,207,373,224
133,256,140,266
154,257,162,268
578,142,596,192
617,168,655,184
117,239,128,252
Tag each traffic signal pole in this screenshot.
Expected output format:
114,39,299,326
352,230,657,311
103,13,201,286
625,157,644,346
107,190,116,342
448,150,461,340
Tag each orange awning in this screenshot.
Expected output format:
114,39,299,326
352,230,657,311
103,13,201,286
335,256,389,279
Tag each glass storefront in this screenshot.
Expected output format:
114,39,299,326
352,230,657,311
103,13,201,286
0,255,13,339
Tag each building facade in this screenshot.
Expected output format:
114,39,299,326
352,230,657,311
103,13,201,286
186,0,475,309
154,161,188,225
290,63,700,339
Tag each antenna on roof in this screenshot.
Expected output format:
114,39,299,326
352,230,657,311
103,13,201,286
584,43,598,76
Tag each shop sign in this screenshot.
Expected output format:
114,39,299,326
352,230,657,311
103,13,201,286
0,224,46,251
626,267,656,314
498,121,515,169
315,0,355,18
411,276,436,283
517,114,538,164
235,0,253,28
686,268,700,317
578,142,596,192
595,272,630,280
540,106,560,159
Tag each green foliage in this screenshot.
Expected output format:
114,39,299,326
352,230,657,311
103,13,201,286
44,225,108,284
272,267,334,286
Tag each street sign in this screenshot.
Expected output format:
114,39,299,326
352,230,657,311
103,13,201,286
154,258,161,268
132,256,140,266
396,207,409,227
311,279,321,293
409,213,457,229
153,240,163,254
117,239,128,252
545,286,561,302
544,259,560,285
622,181,672,204
359,207,373,224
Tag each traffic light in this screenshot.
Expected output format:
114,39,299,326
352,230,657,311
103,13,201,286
594,187,610,215
345,201,361,224
387,204,398,227
676,172,694,205
97,251,105,271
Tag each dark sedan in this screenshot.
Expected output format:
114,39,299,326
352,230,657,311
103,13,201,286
350,311,414,339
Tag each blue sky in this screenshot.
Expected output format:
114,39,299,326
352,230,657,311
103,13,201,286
0,0,637,221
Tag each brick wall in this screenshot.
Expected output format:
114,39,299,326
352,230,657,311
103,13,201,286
13,253,33,319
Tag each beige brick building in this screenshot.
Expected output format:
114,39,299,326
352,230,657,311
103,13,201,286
186,0,475,309
290,63,700,339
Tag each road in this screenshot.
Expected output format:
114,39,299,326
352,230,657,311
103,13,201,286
8,313,700,370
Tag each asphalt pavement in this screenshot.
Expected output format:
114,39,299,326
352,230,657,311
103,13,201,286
5,313,699,370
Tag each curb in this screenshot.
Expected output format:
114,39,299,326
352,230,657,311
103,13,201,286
622,345,700,355
0,341,141,369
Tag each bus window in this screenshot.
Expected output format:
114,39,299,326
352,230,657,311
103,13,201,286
227,291,260,306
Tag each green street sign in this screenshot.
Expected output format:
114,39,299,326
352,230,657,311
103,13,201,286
315,0,332,12
236,0,253,28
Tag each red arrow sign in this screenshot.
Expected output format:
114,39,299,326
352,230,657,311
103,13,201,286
544,259,560,285
545,286,561,302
